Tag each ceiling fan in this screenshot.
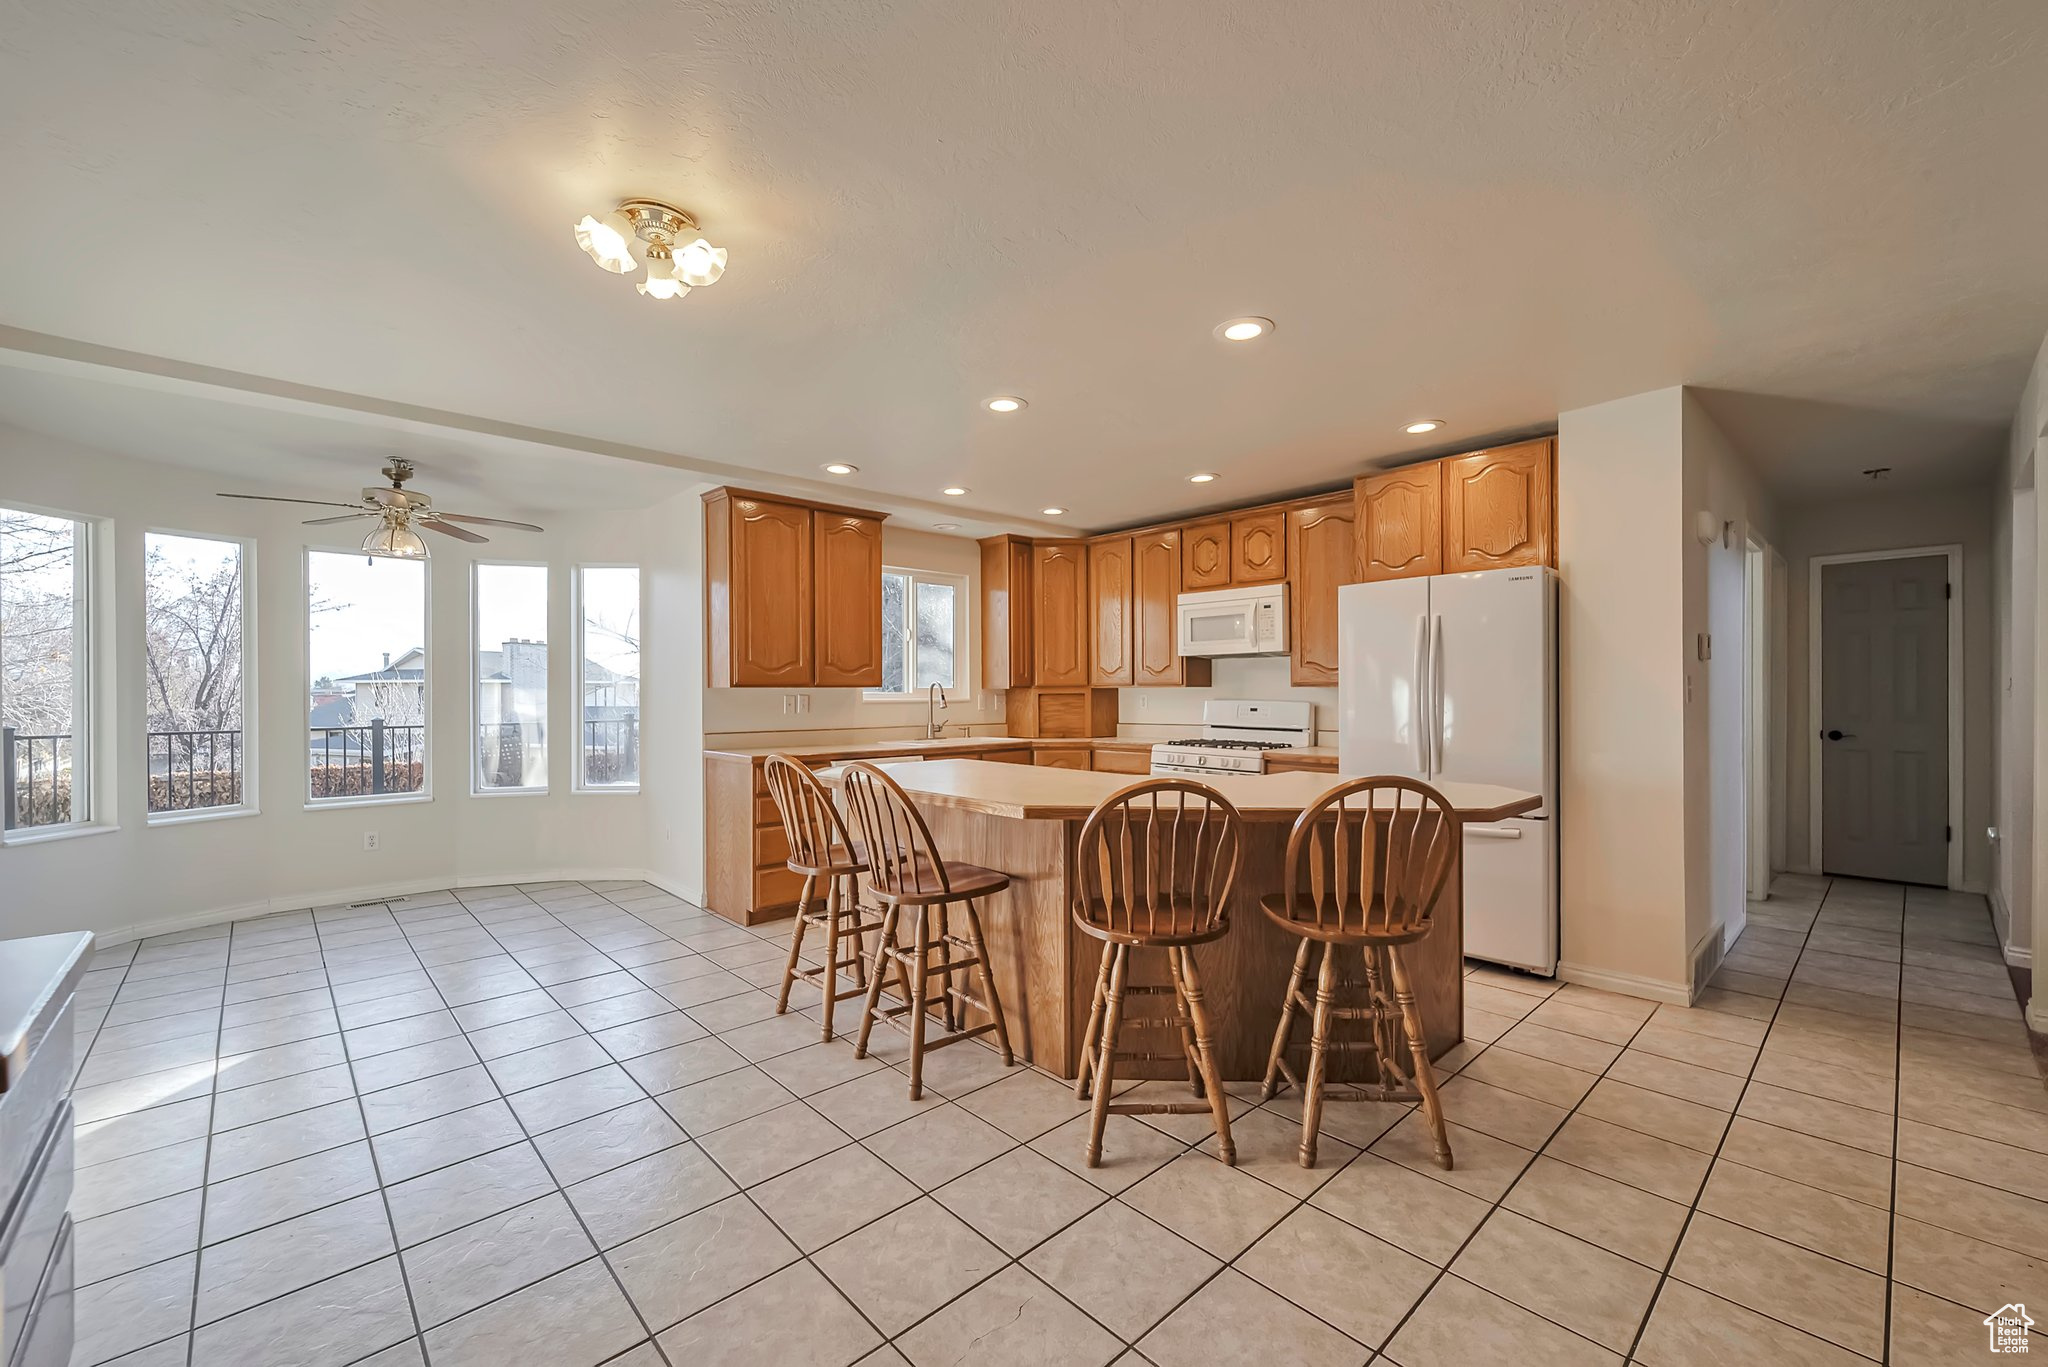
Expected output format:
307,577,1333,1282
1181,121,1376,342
216,459,543,559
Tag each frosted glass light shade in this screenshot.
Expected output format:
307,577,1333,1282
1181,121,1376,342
363,520,429,559
676,238,727,286
574,213,635,273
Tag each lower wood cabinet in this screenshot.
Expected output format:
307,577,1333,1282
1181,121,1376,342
1032,746,1092,770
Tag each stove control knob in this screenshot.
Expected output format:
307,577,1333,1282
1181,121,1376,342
1197,755,1209,767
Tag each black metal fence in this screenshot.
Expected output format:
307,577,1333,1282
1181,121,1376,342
1,727,74,829
582,716,639,786
148,728,244,813
310,721,426,797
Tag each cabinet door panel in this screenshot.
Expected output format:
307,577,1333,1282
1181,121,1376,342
813,513,884,687
1182,520,1232,591
1088,537,1134,687
1441,438,1554,573
1288,499,1355,685
1134,529,1207,687
1033,543,1089,687
1355,466,1442,582
1231,510,1287,585
731,497,814,685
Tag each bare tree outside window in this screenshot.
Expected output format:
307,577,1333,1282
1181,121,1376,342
145,533,247,813
1,508,88,829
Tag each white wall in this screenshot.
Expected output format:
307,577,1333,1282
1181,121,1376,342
1779,485,1997,891
0,424,682,942
1992,325,2048,1000
641,488,707,906
1120,656,1338,742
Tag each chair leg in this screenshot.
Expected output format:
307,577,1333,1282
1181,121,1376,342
1299,941,1340,1168
907,908,932,1101
1167,949,1204,1098
962,900,1013,1066
1086,944,1130,1168
818,876,842,1043
1261,936,1314,1101
1177,948,1234,1166
775,874,816,1016
853,902,897,1060
1388,944,1453,1171
845,876,871,994
932,904,959,1033
1075,941,1114,1101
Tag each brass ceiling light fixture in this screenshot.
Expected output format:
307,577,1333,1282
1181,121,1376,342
573,199,728,302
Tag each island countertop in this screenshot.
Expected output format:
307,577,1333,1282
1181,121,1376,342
816,758,1542,823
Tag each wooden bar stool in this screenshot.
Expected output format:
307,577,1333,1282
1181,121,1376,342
1072,779,1245,1168
840,761,1016,1100
764,753,888,1043
1260,776,1461,1169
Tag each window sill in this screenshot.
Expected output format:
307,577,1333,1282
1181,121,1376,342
147,806,259,828
304,793,434,812
573,785,641,796
2,822,120,848
471,786,548,799
861,692,963,705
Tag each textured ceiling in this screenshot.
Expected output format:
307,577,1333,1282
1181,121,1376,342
0,0,2043,526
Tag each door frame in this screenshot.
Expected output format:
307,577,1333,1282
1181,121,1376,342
1806,543,1964,889
1744,535,1771,903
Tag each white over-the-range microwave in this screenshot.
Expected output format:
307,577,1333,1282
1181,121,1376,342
1175,585,1289,658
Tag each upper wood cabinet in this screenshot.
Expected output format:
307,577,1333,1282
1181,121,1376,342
1033,541,1089,687
813,511,885,687
1133,529,1209,687
1288,497,1355,685
980,534,1035,690
1087,537,1134,687
1182,519,1232,591
1231,510,1287,585
1353,437,1554,582
1441,438,1554,574
703,487,884,688
1355,465,1443,582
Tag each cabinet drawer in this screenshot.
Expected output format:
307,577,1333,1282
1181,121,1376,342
753,792,781,826
755,824,792,871
752,866,809,913
0,1103,72,1367
9,1215,71,1367
1091,748,1151,775
976,748,1034,764
1034,746,1093,770
0,997,73,1213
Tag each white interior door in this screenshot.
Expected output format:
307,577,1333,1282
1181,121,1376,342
1338,579,1430,777
1819,555,1949,885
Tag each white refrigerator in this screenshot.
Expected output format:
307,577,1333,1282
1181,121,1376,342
1338,567,1558,974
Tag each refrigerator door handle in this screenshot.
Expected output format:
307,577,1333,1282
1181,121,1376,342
1465,824,1524,840
1412,613,1429,773
1429,613,1444,775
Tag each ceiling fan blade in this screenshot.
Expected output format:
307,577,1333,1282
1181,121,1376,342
419,519,489,544
302,513,375,526
433,512,547,533
218,493,373,511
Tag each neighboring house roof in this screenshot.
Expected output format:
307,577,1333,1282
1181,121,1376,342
308,698,355,728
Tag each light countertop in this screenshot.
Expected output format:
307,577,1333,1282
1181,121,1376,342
704,734,1158,761
815,757,1539,823
0,932,94,1093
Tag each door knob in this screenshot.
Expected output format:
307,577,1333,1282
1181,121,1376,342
1823,729,1855,741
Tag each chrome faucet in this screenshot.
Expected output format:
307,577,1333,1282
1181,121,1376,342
926,683,949,739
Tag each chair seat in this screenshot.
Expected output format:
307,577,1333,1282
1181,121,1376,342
1258,893,1431,945
1074,897,1230,947
787,841,866,878
873,858,1010,905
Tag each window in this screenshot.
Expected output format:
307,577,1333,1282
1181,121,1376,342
145,532,250,817
871,568,963,697
576,566,640,790
474,563,548,792
0,508,90,832
307,550,427,802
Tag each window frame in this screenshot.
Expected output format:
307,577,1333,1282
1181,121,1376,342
572,563,641,795
470,559,551,799
864,565,969,702
304,545,434,810
0,501,99,843
144,527,258,825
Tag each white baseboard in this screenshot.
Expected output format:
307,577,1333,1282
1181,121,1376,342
1555,960,1692,1007
2029,999,2048,1035
93,866,670,947
2007,944,2034,969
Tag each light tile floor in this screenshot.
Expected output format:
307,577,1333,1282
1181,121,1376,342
64,875,2048,1365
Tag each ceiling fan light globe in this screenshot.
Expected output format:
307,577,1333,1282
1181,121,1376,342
362,521,429,560
574,213,635,273
676,238,727,287
635,272,689,300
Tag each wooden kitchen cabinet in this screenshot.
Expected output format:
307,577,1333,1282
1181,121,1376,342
979,534,1035,690
1087,536,1135,687
704,489,816,687
1354,465,1443,582
1033,541,1090,687
1231,509,1287,585
1287,496,1355,685
812,510,885,687
1182,519,1232,591
1133,529,1209,687
1441,437,1554,574
1033,745,1093,770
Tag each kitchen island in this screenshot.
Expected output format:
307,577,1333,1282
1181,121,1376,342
815,759,1541,1081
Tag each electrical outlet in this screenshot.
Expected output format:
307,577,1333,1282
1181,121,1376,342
782,694,796,715
1137,695,1151,711
363,831,380,852
795,693,811,714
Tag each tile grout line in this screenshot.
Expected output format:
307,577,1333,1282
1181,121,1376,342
1881,886,1908,1366
178,928,234,1367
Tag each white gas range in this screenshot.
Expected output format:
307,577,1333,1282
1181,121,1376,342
1149,699,1317,776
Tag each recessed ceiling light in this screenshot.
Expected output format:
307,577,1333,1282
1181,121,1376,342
934,522,960,531
985,396,1027,413
1214,317,1273,342
942,486,969,497
820,462,858,476
1042,507,1068,516
1403,419,1444,435
1187,472,1218,484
